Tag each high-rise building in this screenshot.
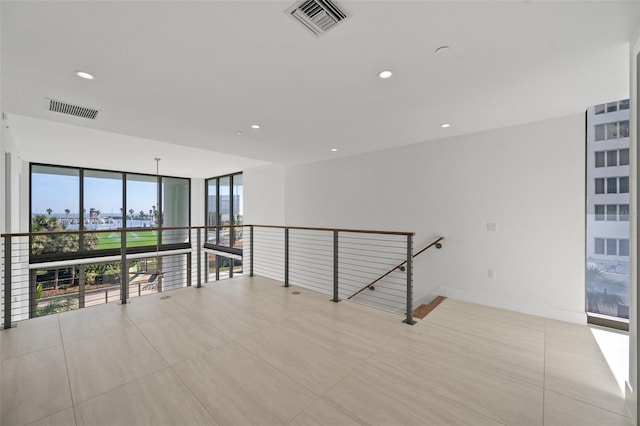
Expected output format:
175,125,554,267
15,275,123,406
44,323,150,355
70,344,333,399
586,99,630,318
586,99,630,267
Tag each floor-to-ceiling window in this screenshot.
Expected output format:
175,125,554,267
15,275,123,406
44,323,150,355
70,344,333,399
30,163,191,315
586,99,630,327
205,172,243,280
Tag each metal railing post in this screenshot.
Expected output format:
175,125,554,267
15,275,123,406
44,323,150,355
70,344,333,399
4,236,12,329
284,228,289,287
187,252,192,287
29,269,37,319
120,229,128,304
249,226,254,277
403,234,416,325
196,228,202,288
79,265,86,309
332,231,339,302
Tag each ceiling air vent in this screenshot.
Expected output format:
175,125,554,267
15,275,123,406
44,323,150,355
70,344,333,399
287,0,347,36
47,98,101,120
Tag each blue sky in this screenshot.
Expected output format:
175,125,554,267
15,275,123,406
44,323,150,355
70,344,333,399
32,174,159,215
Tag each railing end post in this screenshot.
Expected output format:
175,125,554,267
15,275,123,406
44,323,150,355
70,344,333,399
249,225,254,277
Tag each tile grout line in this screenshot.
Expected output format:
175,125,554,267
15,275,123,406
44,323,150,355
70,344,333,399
543,319,547,425
542,319,633,421
57,314,79,426
544,388,634,420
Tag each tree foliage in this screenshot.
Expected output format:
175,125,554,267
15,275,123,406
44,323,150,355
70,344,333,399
31,214,98,255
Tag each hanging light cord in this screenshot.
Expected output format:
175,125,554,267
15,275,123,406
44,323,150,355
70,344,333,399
154,157,162,276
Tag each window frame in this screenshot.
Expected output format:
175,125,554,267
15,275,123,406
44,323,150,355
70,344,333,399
29,162,191,263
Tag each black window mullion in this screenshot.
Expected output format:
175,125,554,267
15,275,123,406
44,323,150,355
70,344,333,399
79,169,84,251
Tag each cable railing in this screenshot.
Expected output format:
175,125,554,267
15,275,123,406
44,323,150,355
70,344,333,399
247,225,419,324
1,224,440,328
347,236,444,301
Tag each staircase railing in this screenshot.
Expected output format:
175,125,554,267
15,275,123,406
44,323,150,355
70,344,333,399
2,224,426,328
346,236,444,301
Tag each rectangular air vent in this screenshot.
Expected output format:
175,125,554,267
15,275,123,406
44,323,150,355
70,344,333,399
47,98,100,120
287,0,347,36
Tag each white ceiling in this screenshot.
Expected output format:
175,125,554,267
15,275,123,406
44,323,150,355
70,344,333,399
2,1,639,176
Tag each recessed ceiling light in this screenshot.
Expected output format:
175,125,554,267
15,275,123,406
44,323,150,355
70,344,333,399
435,46,450,55
236,131,244,135
331,148,338,152
378,70,393,79
251,124,260,129
441,123,451,128
75,71,95,80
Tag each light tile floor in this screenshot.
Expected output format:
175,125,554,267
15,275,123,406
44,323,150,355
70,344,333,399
0,276,633,425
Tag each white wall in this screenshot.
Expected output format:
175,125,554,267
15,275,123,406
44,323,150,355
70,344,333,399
243,164,285,226
284,114,586,323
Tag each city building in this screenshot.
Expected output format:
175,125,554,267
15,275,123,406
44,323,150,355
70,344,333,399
586,100,631,319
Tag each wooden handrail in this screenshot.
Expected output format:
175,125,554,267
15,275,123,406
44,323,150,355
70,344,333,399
347,236,444,300
2,224,414,238
246,225,414,236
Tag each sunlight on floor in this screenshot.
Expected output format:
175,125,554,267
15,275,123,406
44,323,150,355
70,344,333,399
591,326,629,394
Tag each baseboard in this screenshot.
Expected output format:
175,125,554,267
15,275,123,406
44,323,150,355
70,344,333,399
413,287,447,308
441,287,588,324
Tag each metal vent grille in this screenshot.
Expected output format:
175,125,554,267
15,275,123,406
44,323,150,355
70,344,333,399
47,98,100,120
287,0,346,36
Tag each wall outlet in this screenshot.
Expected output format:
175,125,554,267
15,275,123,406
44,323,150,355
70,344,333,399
487,222,498,232
488,269,496,279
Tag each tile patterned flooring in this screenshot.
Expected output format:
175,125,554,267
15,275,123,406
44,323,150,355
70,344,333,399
0,275,633,425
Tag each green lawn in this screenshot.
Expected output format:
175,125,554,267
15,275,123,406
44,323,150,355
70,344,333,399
96,230,158,250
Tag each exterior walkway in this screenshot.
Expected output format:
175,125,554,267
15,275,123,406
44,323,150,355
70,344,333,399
0,275,633,425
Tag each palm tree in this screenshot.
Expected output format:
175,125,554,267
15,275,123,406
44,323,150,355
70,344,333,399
64,208,70,222
586,264,625,313
139,210,145,219
46,208,52,216
129,208,135,226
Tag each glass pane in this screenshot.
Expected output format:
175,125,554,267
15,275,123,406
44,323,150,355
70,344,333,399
619,120,629,138
619,148,629,166
619,177,629,193
595,104,605,114
126,174,158,248
594,205,604,221
162,177,190,245
619,239,629,257
587,99,630,321
619,99,629,110
34,267,80,316
207,179,218,244
233,174,243,249
219,176,231,247
595,152,605,167
84,170,122,251
619,204,629,221
31,165,80,257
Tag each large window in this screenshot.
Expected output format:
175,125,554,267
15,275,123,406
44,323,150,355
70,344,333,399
30,163,190,261
586,99,630,323
205,172,243,280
